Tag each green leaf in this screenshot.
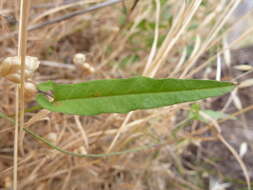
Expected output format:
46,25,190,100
37,80,54,91
36,76,235,116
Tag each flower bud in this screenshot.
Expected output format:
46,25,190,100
6,73,21,83
0,57,19,76
73,53,95,74
73,53,86,66
0,56,40,84
24,82,37,101
82,63,95,74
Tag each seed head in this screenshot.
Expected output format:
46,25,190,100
0,56,40,83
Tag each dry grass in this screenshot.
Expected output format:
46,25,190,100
0,0,253,189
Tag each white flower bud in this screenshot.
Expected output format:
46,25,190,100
73,53,86,65
25,56,40,73
0,57,20,76
82,63,95,73
73,53,95,74
6,73,21,83
0,56,40,83
24,82,37,100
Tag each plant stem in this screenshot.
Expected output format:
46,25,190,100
15,0,30,189
23,127,162,158
13,87,19,190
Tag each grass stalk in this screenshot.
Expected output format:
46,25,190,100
14,0,30,189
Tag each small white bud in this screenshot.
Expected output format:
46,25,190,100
6,73,21,83
82,63,95,73
0,56,40,83
73,53,86,65
0,57,20,76
25,56,40,72
24,82,37,100
73,53,95,74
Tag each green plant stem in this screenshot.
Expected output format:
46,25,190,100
4,104,43,119
0,112,15,123
0,111,161,158
23,127,161,158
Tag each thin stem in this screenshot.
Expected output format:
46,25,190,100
18,0,30,156
13,86,19,190
23,127,161,158
14,0,30,189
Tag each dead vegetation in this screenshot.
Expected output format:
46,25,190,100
0,0,253,189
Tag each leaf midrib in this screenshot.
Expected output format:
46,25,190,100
54,85,233,102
